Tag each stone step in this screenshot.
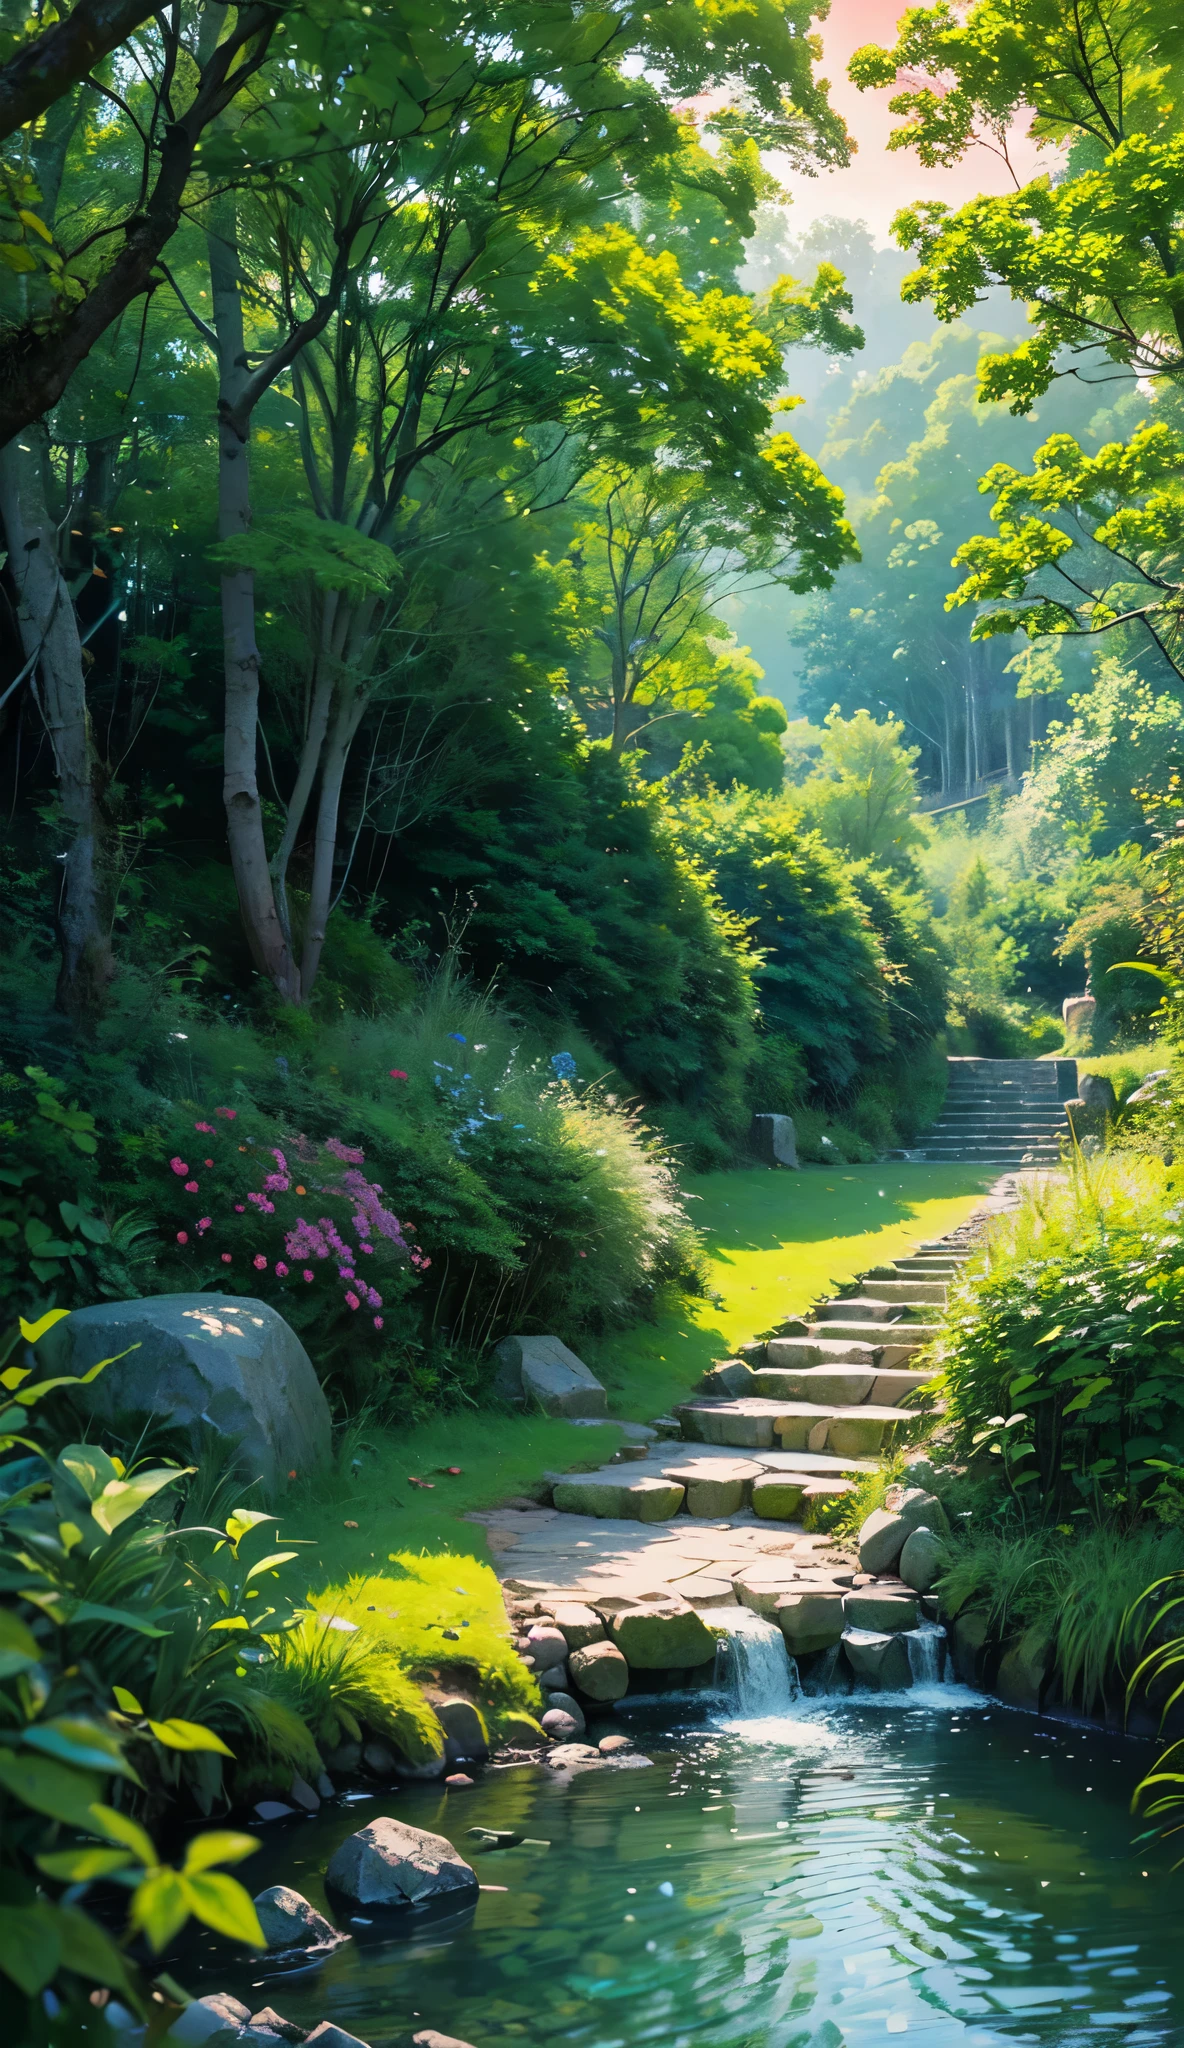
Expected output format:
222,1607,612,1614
752,1364,936,1407
766,1335,882,1367
811,1298,904,1323
674,1397,935,1456
551,1470,686,1522
803,1321,938,1353
853,1280,949,1305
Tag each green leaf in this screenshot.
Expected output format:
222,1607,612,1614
1034,1325,1064,1347
0,1748,105,1826
181,1870,265,1948
224,1508,277,1547
0,1608,40,1678
60,1444,122,1500
1062,1376,1113,1414
0,1902,59,1993
147,1719,235,1757
19,1309,70,1345
113,1686,143,1715
130,1868,190,1952
89,1801,157,1867
183,1830,258,1874
68,1601,171,1638
91,1465,193,1533
244,1550,300,1582
22,1716,139,1780
54,1902,136,1992
36,1846,135,1882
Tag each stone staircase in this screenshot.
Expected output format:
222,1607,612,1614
891,1055,1075,1167
542,1234,979,1529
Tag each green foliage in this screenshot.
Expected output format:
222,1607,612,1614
787,707,927,869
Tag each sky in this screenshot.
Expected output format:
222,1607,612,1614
779,0,1047,245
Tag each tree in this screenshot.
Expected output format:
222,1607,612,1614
787,707,927,868
848,0,1184,413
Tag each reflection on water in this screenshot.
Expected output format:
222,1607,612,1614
197,1699,1183,2047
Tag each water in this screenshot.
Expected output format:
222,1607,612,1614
715,1604,804,1719
193,1699,1184,2047
905,1621,950,1691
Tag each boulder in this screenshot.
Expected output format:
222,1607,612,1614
827,1414,892,1457
413,2034,479,2048
952,1608,990,1684
551,1475,684,1521
433,1697,489,1762
696,1359,757,1398
492,1334,606,1417
776,1591,844,1655
1079,1070,1118,1118
553,1603,605,1650
304,2029,371,2048
39,1294,330,1490
568,1640,630,1701
842,1626,912,1690
538,1664,569,1693
547,1742,604,1769
248,2010,307,2044
898,1527,945,1594
664,1463,750,1517
844,1589,918,1632
857,1507,908,1575
541,1694,585,1736
1062,991,1096,1044
166,1996,250,2045
997,1627,1052,1711
751,1476,805,1521
750,1112,799,1168
611,1599,717,1669
683,1576,739,1607
325,1817,478,1909
253,1885,343,1953
896,1487,950,1536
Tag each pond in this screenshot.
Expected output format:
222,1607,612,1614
193,1671,1184,2048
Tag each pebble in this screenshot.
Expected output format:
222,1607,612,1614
252,1801,296,1823
445,1773,475,1788
598,1734,634,1755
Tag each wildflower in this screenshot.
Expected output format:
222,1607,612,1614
253,1254,267,1270
197,1217,211,1233
345,1291,360,1310
578,1250,587,1258
339,1266,355,1280
373,1316,384,1330
325,1137,365,1164
176,1231,189,1245
448,1032,466,1043
288,1469,297,1480
170,1157,189,1176
275,1261,289,1278
550,1050,577,1080
303,1269,314,1283
295,1184,306,1195
195,1122,214,1133
234,1203,245,1213
360,1242,374,1255
389,1069,408,1080
184,1180,199,1194
214,1107,237,1120
221,1252,232,1264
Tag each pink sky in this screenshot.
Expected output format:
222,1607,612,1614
780,0,1046,244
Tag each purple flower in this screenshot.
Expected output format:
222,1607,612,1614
325,1137,365,1164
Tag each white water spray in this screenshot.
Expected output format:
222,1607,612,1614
904,1621,949,1688
715,1605,803,1718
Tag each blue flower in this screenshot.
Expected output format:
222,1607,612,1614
550,1051,578,1080
448,1032,467,1043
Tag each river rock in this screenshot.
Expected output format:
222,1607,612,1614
39,1294,331,1491
599,1733,634,1754
553,1602,605,1650
524,1624,567,1674
952,1608,990,1684
253,1885,343,1953
247,2009,307,2044
776,1590,844,1654
413,2033,480,2048
541,1694,586,1737
538,1663,570,1692
857,1507,908,1575
325,1817,478,1908
898,1526,945,1594
842,1626,911,1690
997,1626,1052,1710
433,1697,489,1762
697,1359,758,1398
751,1475,806,1520
305,2028,371,2048
493,1334,607,1417
844,1589,918,1632
611,1599,716,1669
569,1639,630,1700
166,1996,251,2045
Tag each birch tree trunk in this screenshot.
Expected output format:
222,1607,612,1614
0,426,114,1018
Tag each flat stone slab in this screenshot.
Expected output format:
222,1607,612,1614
766,1337,882,1368
752,1367,876,1403
495,1334,607,1418
859,1281,948,1304
812,1300,900,1324
551,1473,684,1521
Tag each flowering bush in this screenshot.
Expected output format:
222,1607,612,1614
156,1108,430,1382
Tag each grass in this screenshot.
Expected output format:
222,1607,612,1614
1076,1045,1166,1100
289,1161,994,1586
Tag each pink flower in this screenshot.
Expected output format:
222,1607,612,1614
253,1254,267,1270
275,1262,289,1278
195,1122,214,1134
234,1204,245,1213
197,1217,211,1232
339,1266,355,1280
170,1157,189,1176
325,1138,365,1164
221,1252,232,1264
389,1070,407,1081
176,1231,188,1245
184,1180,199,1194
373,1316,384,1329
303,1269,314,1283
204,1158,214,1168
215,1107,237,1120
360,1243,374,1256
345,1290,360,1310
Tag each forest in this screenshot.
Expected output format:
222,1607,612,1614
5,0,1184,2034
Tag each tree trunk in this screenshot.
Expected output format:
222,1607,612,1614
299,687,366,997
0,426,114,1018
208,197,300,1000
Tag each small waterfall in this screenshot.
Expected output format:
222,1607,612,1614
715,1605,803,1718
905,1620,949,1688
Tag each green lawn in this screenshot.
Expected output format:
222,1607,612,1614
297,1161,992,1585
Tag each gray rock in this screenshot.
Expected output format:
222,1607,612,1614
899,1526,945,1594
546,1741,604,1769
611,1599,717,1669
325,1817,478,1908
997,1627,1052,1710
253,1800,295,1822
540,1707,582,1740
844,1589,918,1632
40,1294,330,1491
857,1506,908,1575
842,1626,912,1690
433,1696,489,1762
362,1739,398,1777
413,2031,479,2048
568,1639,630,1700
696,1359,757,1398
538,1662,570,1693
304,2028,371,2048
952,1608,990,1684
165,1996,251,2045
524,1623,567,1674
1062,991,1096,1042
896,1487,950,1536
553,1602,605,1650
288,1774,319,1812
1079,1070,1118,1117
750,1112,799,1168
253,1885,343,1952
492,1333,607,1416
248,2013,307,2045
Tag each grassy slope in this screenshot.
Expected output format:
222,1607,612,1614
298,1161,993,1585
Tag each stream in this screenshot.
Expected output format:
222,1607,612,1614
189,1624,1184,2048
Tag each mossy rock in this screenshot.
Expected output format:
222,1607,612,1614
611,1602,717,1669
751,1476,806,1520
